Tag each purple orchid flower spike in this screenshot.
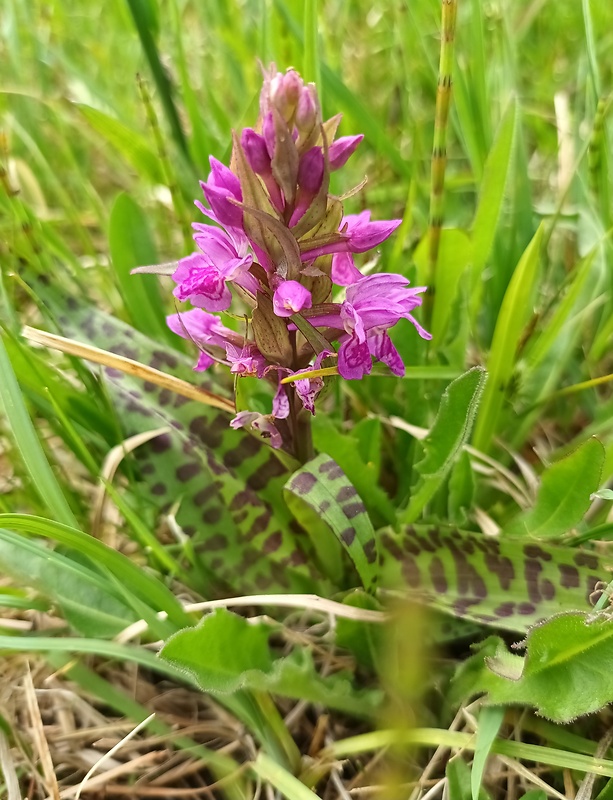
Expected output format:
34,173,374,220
143,64,430,458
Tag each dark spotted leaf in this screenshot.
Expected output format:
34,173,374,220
311,415,395,527
503,438,605,539
378,525,609,633
452,612,613,723
29,278,318,596
160,608,382,717
285,454,377,591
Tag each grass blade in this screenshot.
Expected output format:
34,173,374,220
0,333,78,527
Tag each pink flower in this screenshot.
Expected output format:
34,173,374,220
300,210,402,261
172,226,256,312
226,342,267,378
272,281,313,317
230,411,283,449
166,308,239,372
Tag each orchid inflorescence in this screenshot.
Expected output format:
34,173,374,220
156,66,430,455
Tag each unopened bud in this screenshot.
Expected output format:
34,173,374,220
241,128,271,174
328,134,364,170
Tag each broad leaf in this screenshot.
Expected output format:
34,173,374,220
504,438,605,538
160,609,382,717
285,454,378,591
29,278,318,596
378,525,609,633
453,612,613,722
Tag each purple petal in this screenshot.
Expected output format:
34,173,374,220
273,381,290,419
166,308,228,343
345,217,402,253
295,86,318,131
338,335,372,380
328,134,364,170
263,112,276,158
227,343,267,378
195,351,216,371
208,157,242,196
230,411,283,449
331,252,363,286
172,256,233,312
273,281,313,317
294,376,323,414
198,184,243,230
368,331,405,376
340,301,366,342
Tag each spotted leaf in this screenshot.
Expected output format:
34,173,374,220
284,454,378,592
378,525,610,633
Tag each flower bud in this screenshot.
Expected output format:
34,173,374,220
328,134,364,170
241,128,271,174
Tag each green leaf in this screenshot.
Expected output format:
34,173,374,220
76,105,164,184
0,529,137,637
161,609,273,694
0,514,191,633
252,753,321,800
473,225,543,453
414,228,472,344
285,454,378,591
400,367,487,523
378,526,610,633
471,99,517,297
504,438,605,538
448,449,475,525
124,0,190,160
160,609,381,717
109,192,172,344
0,334,78,528
311,415,395,526
456,612,613,722
472,706,505,800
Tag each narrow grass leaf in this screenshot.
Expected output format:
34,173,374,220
108,192,172,343
472,224,543,453
413,228,472,344
326,727,613,777
0,529,137,637
124,0,190,160
76,105,164,184
471,99,517,302
252,752,321,800
472,706,505,800
0,334,78,528
0,514,192,629
524,249,596,370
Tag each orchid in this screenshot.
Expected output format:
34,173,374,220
148,65,430,459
